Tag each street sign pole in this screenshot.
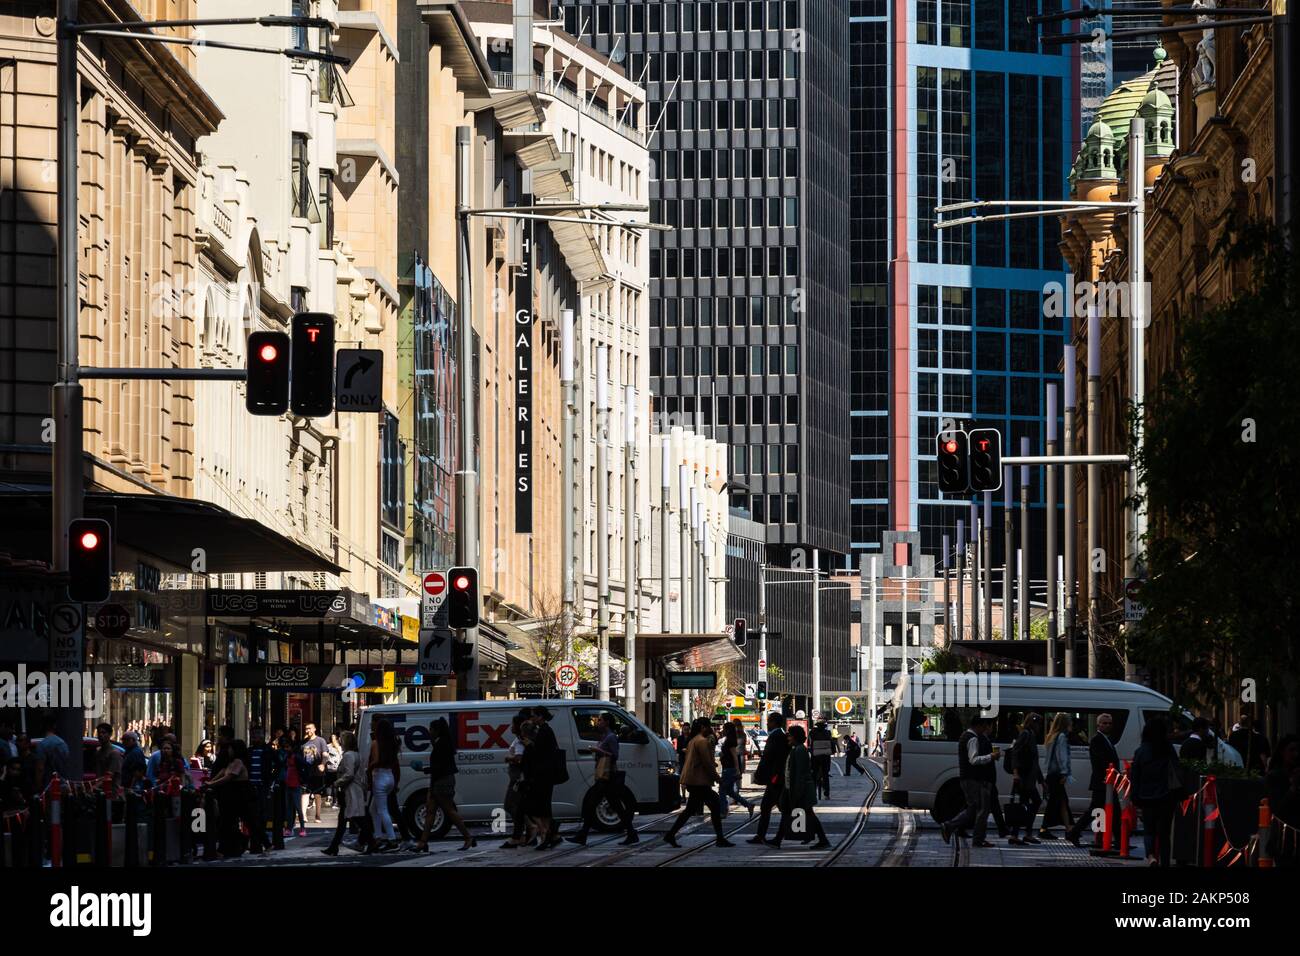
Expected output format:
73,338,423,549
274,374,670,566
455,126,479,701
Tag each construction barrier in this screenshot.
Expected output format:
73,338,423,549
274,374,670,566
1090,763,1118,857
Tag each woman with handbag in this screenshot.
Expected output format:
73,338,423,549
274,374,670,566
663,717,733,848
415,717,475,852
523,706,562,850
1038,712,1075,839
323,732,368,855
719,722,755,816
1006,713,1043,845
566,712,638,846
1129,716,1182,866
501,710,537,849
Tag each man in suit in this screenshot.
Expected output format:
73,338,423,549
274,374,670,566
1066,712,1119,846
747,711,791,845
941,714,1000,847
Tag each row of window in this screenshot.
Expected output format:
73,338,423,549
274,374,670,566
566,1,801,38
740,492,801,526
561,129,644,200
655,393,801,428
732,442,801,476
655,146,799,183
651,295,796,328
655,195,799,229
651,343,799,377
651,97,799,135
652,245,799,281
641,47,801,87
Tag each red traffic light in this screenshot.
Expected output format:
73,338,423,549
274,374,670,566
78,530,100,550
258,342,279,363
943,439,958,454
454,574,471,590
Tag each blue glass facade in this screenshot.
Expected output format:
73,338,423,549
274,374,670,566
850,1,1073,585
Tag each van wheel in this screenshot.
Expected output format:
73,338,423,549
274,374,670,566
404,792,450,840
932,781,965,825
591,796,626,833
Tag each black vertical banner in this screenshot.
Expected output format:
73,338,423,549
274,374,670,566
515,192,534,533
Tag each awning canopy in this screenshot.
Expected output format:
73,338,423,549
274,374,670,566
0,491,341,575
418,0,492,97
475,91,547,131
609,632,746,670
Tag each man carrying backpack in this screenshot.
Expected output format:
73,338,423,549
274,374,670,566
1006,713,1044,845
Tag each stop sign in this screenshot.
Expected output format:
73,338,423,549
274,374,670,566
423,572,447,596
94,603,131,640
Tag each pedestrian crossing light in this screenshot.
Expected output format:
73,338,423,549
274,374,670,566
245,331,290,415
732,617,747,647
756,680,768,702
968,428,1003,492
68,517,113,603
447,566,479,629
936,428,969,494
290,312,335,417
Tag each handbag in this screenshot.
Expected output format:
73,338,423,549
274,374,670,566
594,754,614,782
1003,800,1029,828
552,749,570,785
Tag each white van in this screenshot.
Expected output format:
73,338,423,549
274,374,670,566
357,700,680,837
880,675,1188,823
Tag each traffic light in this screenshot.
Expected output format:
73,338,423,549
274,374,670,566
968,428,1003,492
245,331,290,415
68,518,112,603
732,617,747,647
936,428,969,494
756,680,768,702
290,312,335,417
447,566,479,629
451,641,475,673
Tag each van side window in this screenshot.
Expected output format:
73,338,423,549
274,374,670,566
572,708,632,742
908,707,979,742
1143,708,1193,740
995,709,1130,746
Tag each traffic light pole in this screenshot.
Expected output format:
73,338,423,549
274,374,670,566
970,505,980,641
1045,383,1059,675
661,437,671,635
455,126,480,700
561,309,576,699
1003,472,1013,640
758,561,768,714
624,386,637,714
1063,346,1078,677
955,519,965,642
596,346,610,702
1020,439,1030,641
982,493,993,647
1123,115,1146,682
811,548,821,717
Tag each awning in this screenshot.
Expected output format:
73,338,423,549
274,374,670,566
418,0,492,97
0,491,341,575
548,209,608,284
608,632,746,669
474,91,546,131
530,155,574,200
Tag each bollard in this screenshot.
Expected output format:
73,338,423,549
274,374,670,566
1256,798,1273,868
48,775,63,868
1201,775,1218,868
272,781,285,850
124,788,138,868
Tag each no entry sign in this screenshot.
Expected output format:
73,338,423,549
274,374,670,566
422,571,448,627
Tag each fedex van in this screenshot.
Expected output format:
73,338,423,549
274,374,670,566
357,700,681,838
880,675,1188,823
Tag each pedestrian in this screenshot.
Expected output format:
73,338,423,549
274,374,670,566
1179,716,1214,762
413,717,475,851
94,722,124,790
941,714,1001,848
1006,713,1043,845
1228,713,1271,775
324,732,343,806
501,710,536,848
0,720,16,761
279,733,309,837
1264,735,1298,866
301,722,329,823
154,738,189,790
718,721,755,816
206,739,256,858
245,726,275,852
843,732,867,776
771,725,831,848
748,711,792,845
323,732,369,855
210,725,235,776
33,714,70,790
144,726,171,786
810,719,835,797
1066,712,1119,846
121,731,147,793
523,706,563,850
1128,716,1182,866
1039,712,1075,839
664,717,733,848
567,711,639,846
366,717,402,852
193,740,215,770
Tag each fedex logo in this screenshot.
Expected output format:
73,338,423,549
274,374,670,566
386,710,511,753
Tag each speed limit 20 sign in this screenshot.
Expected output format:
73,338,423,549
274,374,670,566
554,662,579,690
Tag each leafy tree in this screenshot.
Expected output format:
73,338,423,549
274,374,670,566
1130,226,1299,715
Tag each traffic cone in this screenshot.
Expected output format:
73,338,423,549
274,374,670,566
1118,763,1135,860
1091,763,1118,856
1257,798,1273,868
1201,775,1219,868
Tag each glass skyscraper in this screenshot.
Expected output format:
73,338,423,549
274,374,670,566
567,0,853,560
850,0,1074,583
